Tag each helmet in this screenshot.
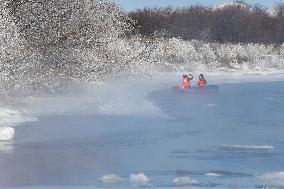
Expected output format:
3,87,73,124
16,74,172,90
199,74,204,79
183,75,188,78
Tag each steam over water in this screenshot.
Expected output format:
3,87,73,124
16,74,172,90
1,0,284,188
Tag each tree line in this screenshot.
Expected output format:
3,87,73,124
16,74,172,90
128,1,284,44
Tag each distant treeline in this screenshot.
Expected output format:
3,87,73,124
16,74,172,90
128,1,284,44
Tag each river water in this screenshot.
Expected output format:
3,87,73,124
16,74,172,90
0,73,284,189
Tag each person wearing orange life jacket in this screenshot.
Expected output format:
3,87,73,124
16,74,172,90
197,74,206,87
181,74,193,88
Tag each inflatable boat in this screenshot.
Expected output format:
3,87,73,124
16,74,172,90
172,85,218,93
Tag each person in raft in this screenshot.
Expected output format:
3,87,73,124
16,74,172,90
197,74,207,87
181,74,193,88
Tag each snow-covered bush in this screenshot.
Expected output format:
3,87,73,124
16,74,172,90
155,38,284,72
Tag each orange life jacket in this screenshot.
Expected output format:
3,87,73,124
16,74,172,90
198,79,206,87
183,79,190,87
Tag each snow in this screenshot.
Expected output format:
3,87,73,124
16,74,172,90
129,173,149,185
99,174,123,183
0,127,14,141
173,177,199,186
